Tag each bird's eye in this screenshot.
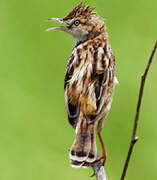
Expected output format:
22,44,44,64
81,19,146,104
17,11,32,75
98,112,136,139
74,20,80,26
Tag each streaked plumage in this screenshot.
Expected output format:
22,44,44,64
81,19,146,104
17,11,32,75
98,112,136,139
47,2,117,168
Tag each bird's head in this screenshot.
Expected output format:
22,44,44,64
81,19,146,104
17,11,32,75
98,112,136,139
47,2,106,45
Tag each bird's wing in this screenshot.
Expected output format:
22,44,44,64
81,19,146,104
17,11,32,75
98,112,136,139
96,68,114,111
88,44,115,121
64,54,80,129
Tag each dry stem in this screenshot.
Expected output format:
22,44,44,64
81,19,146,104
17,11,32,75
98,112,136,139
92,160,108,180
121,41,157,180
85,155,108,180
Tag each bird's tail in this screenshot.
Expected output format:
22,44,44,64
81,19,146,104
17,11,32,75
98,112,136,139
69,114,97,168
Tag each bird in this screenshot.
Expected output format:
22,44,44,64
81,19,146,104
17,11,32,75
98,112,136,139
47,2,118,168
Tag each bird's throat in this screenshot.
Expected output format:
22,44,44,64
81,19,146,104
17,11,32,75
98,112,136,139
75,36,89,47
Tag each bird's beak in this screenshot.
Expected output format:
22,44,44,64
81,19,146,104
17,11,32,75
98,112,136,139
46,18,70,32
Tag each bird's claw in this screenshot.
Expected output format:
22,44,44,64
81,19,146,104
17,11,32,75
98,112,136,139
92,154,106,166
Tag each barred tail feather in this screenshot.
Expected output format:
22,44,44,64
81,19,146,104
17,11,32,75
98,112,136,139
69,117,91,162
69,115,97,167
86,124,97,163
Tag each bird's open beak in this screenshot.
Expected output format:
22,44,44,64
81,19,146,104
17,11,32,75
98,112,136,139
46,18,70,32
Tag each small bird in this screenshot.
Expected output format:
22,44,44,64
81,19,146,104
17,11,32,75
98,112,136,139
47,2,118,168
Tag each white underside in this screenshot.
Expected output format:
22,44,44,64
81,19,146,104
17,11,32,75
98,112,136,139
114,76,119,84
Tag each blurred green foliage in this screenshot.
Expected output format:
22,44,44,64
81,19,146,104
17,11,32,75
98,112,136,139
0,0,156,179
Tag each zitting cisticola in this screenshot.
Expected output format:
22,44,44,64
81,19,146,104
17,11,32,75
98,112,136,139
47,2,118,167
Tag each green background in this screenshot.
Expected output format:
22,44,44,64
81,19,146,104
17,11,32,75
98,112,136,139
0,0,156,179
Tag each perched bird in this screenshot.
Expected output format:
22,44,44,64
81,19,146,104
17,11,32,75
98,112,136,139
47,2,118,168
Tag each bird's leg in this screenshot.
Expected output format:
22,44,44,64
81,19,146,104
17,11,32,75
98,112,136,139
92,131,107,166
97,130,107,166
93,117,107,166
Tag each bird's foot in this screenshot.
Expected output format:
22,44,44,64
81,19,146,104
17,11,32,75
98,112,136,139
92,153,106,166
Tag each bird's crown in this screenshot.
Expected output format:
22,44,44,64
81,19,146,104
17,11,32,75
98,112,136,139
63,2,94,20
